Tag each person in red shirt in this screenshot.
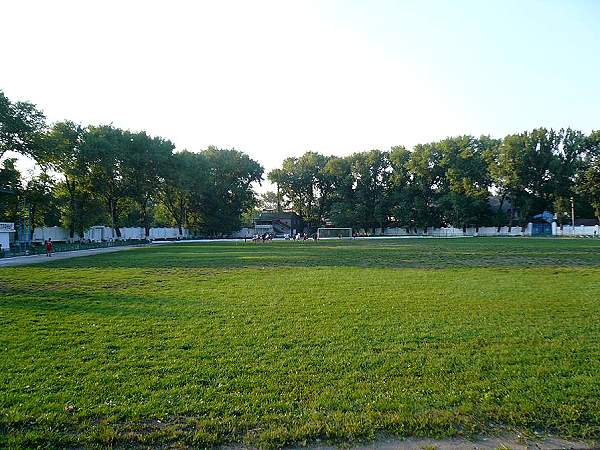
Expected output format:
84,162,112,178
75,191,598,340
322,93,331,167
45,238,53,257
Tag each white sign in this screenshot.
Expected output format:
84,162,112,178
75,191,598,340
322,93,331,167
0,223,15,232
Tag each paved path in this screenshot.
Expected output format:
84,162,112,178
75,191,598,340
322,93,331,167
0,245,146,267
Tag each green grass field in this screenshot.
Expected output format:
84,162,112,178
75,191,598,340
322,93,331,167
1,238,600,448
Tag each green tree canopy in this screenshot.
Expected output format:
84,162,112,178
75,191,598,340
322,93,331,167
0,90,46,160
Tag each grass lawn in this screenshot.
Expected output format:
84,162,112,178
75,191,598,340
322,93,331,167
1,237,600,448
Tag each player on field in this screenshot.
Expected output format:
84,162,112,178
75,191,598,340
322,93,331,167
45,238,53,257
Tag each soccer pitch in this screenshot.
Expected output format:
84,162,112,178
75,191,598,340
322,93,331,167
1,238,600,448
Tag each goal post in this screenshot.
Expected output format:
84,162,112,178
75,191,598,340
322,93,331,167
317,227,353,239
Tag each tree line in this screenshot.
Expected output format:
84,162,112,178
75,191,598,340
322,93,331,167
269,130,600,232
0,90,263,239
2,89,600,239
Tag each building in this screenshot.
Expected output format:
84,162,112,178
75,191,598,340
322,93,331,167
254,211,304,236
0,222,15,254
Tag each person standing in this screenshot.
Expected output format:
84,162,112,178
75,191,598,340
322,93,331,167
45,238,53,257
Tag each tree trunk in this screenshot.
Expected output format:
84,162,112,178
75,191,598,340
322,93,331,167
112,203,121,238
66,177,76,239
497,195,505,214
108,198,120,238
141,198,150,238
29,204,36,241
276,183,282,213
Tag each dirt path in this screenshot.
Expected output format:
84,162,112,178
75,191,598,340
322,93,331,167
298,433,600,450
303,435,596,450
368,435,594,449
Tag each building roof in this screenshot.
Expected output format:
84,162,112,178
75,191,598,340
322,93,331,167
257,210,302,220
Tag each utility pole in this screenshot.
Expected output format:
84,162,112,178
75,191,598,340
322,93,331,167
570,196,575,236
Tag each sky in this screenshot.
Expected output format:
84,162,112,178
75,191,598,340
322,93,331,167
1,0,599,187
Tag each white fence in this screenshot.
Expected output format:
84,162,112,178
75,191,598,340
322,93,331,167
229,227,255,238
374,223,598,237
554,224,599,237
32,226,70,242
25,222,600,243
31,226,189,242
377,226,526,237
84,227,189,241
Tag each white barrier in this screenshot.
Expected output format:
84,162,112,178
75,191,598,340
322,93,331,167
32,226,70,242
378,226,526,237
555,224,599,237
25,222,600,243
89,227,189,241
229,227,255,238
31,226,188,242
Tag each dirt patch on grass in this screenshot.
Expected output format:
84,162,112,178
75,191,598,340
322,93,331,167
303,434,596,450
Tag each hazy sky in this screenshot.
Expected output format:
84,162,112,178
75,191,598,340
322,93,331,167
1,0,599,180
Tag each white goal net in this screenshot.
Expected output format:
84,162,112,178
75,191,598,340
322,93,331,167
317,228,353,239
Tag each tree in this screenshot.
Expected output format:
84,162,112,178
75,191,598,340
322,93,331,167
387,146,412,227
258,191,280,211
489,132,530,230
268,152,331,228
159,150,206,235
193,147,263,236
526,128,561,214
122,132,175,237
577,130,600,224
321,156,356,227
552,196,571,230
0,90,46,160
437,136,492,230
83,125,130,238
348,150,390,233
550,128,587,228
407,143,444,229
0,158,22,223
577,159,600,224
23,172,59,238
41,121,91,239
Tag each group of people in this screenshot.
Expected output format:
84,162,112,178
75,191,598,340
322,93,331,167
285,232,317,241
248,232,319,243
251,233,273,243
